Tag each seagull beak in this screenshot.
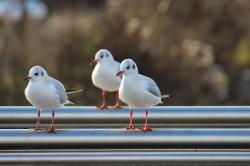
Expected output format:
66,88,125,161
90,59,98,66
23,76,31,81
116,71,124,77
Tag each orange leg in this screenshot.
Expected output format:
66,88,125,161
34,109,44,131
112,91,121,109
47,110,56,133
97,90,108,110
140,110,152,132
126,109,135,130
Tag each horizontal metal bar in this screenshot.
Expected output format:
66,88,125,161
1,106,250,128
0,151,250,164
1,128,250,149
2,123,250,129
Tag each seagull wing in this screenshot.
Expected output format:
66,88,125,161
143,75,161,98
48,77,68,104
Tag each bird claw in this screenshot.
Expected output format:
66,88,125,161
112,103,121,109
126,125,135,130
139,126,153,132
33,127,44,131
46,127,56,133
97,104,108,110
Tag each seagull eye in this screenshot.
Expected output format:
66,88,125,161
132,65,135,69
34,73,38,76
126,66,130,70
100,54,104,58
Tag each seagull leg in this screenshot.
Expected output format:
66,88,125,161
140,110,152,132
34,109,44,131
97,90,108,110
112,91,121,109
47,110,56,133
126,109,135,130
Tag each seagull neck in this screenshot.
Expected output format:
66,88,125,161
103,60,114,65
98,60,110,66
124,73,138,78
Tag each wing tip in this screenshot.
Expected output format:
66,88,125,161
161,94,171,98
66,89,85,94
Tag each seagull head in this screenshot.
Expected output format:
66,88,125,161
116,59,138,77
90,49,114,66
24,66,48,81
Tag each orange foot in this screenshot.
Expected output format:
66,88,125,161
33,127,44,131
97,104,108,110
126,124,135,130
112,103,121,109
139,126,153,132
46,126,56,133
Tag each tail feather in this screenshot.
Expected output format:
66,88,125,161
65,100,74,105
161,94,171,99
160,94,171,104
66,89,84,95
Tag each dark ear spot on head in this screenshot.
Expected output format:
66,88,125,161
41,72,44,76
132,64,135,69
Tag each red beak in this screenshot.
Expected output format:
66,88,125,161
90,59,98,66
23,76,31,81
116,71,124,77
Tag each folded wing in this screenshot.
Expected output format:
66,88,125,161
144,76,161,98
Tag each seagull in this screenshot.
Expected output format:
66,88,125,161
24,66,82,133
116,59,170,132
91,49,122,110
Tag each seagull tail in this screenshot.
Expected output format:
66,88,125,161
66,89,84,95
160,94,171,104
161,94,171,99
65,100,74,105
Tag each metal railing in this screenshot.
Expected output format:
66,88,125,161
0,128,250,149
1,106,250,128
0,106,250,165
0,151,249,164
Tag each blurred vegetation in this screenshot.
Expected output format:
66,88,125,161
0,0,250,106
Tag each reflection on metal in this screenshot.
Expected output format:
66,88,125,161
1,106,250,128
0,128,250,149
0,151,250,164
1,106,250,164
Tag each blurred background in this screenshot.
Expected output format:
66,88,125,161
0,0,250,106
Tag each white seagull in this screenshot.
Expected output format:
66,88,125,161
116,59,170,132
91,49,122,110
24,66,82,133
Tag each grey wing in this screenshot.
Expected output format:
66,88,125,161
49,77,68,104
144,76,161,98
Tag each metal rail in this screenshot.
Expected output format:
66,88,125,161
0,106,250,164
0,151,249,164
1,106,250,128
1,128,250,149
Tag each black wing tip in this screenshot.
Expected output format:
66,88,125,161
66,89,85,93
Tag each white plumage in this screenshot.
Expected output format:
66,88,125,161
25,67,71,110
117,59,170,131
24,66,81,133
91,49,121,92
91,49,122,109
119,74,162,108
